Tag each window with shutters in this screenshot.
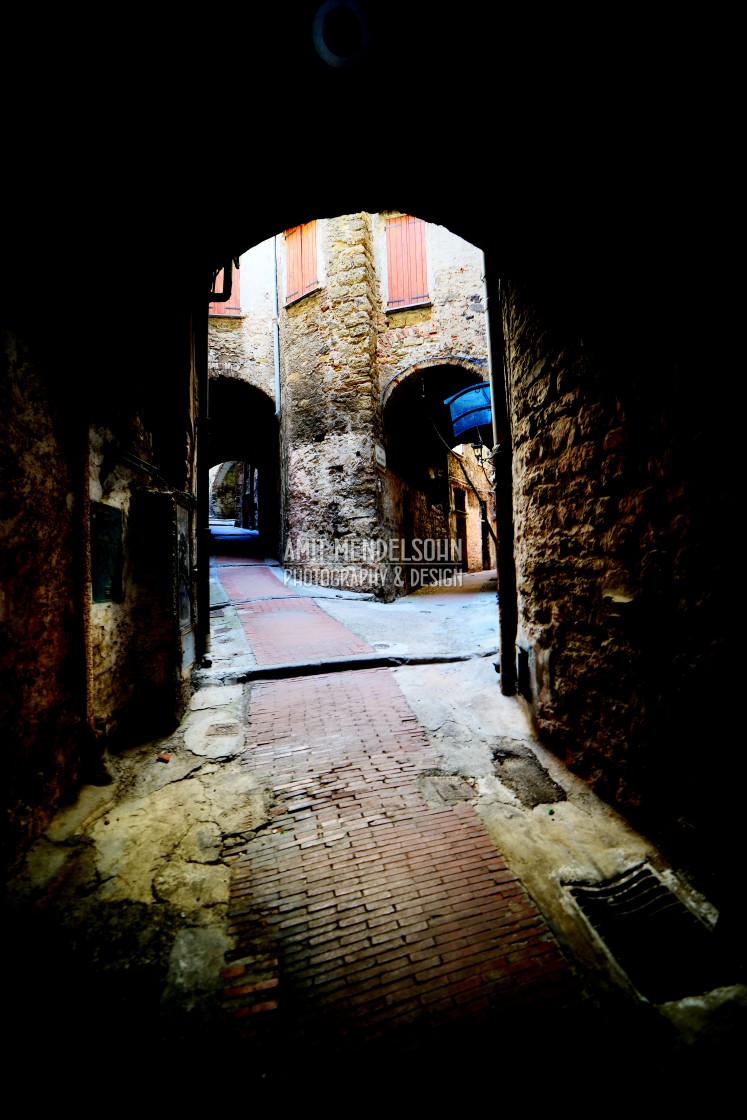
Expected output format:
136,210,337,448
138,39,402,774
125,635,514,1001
285,221,320,305
209,262,242,317
385,215,430,310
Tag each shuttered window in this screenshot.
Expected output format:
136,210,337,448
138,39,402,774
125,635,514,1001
285,221,319,304
386,215,429,309
209,262,242,317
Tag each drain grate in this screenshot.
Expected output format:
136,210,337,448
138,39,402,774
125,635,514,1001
418,772,475,807
564,863,738,1003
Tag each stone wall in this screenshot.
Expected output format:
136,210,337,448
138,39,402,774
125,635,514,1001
279,213,491,594
374,214,489,390
88,426,137,738
1,330,85,869
88,425,193,745
279,214,382,589
374,217,491,594
507,279,660,792
502,277,729,889
210,461,238,519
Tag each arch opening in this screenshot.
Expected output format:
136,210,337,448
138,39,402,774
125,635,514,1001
207,376,280,559
382,363,497,589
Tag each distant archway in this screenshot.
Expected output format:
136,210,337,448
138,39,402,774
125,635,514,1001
382,361,489,482
208,376,280,557
382,362,496,585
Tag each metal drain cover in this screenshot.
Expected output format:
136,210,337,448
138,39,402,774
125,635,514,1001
418,772,475,807
564,863,738,1003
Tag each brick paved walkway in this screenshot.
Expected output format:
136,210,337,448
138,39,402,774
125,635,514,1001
215,560,375,666
211,556,595,1081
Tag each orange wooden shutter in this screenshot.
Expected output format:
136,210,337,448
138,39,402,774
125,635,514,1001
300,221,318,296
209,263,241,316
386,215,428,308
286,221,318,303
286,227,302,303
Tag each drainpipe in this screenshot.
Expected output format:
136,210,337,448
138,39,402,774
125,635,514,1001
273,236,281,417
481,256,500,465
273,235,285,561
195,282,211,664
481,255,518,695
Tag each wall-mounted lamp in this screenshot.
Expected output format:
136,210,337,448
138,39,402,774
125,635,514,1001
471,441,491,467
470,441,496,485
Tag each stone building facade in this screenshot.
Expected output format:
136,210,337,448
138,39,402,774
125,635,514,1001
208,212,497,598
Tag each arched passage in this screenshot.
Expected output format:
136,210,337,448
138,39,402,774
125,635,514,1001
1,1,732,996
209,210,515,667
382,361,490,478
382,362,497,588
208,376,281,558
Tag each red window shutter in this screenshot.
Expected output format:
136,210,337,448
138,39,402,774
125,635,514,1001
386,215,429,309
300,222,318,295
286,227,302,303
285,221,318,303
209,263,242,317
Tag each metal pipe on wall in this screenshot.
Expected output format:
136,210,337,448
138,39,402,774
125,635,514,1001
273,235,281,417
194,294,212,663
481,256,518,696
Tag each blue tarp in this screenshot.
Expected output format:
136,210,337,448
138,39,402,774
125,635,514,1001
444,383,491,440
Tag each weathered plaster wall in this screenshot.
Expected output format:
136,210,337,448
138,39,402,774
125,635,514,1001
88,426,136,737
0,330,84,868
208,238,277,401
88,423,195,747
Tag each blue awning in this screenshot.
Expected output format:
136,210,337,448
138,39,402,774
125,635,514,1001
443,383,492,441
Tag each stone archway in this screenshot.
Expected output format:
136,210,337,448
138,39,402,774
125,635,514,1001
381,362,496,588
208,376,281,558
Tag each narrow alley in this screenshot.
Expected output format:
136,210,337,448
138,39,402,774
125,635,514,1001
3,5,741,1110
6,524,745,1103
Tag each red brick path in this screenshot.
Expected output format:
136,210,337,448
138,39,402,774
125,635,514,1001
212,559,585,1072
223,671,579,1056
212,559,297,600
216,562,374,666
237,598,373,666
